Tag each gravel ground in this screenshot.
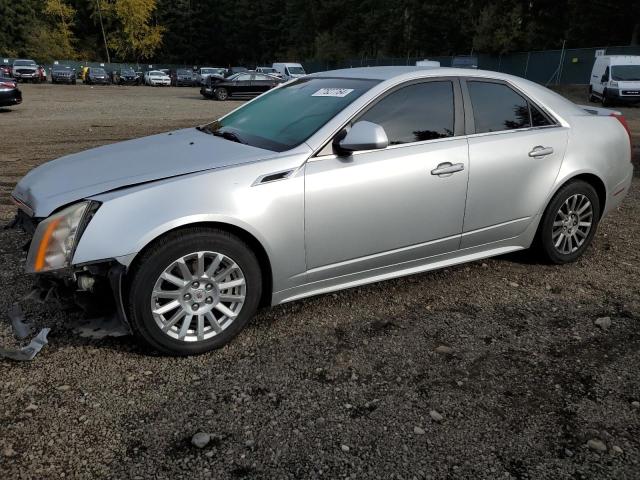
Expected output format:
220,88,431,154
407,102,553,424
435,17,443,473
0,83,639,479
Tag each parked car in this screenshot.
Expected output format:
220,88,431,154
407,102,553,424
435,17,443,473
37,65,47,82
111,67,140,85
10,67,633,355
51,65,76,84
84,67,110,85
200,72,283,100
451,56,478,69
272,62,306,80
0,64,12,77
416,60,441,67
589,55,640,106
172,68,196,86
144,70,171,86
195,67,226,85
12,59,40,83
0,77,22,107
255,66,283,78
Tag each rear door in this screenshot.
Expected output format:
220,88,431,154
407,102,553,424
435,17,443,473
461,79,568,248
250,74,276,95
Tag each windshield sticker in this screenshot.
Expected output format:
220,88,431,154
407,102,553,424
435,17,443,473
312,88,354,97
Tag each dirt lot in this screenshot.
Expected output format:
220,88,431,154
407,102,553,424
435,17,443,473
0,83,639,479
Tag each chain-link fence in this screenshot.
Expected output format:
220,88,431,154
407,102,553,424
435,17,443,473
303,45,640,85
4,45,640,85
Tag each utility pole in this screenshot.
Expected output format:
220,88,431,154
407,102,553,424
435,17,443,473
96,0,110,63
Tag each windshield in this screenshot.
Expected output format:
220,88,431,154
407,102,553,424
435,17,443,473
14,60,36,66
149,71,164,76
260,68,276,73
200,77,379,152
54,66,71,71
288,66,305,75
93,68,106,74
611,65,640,81
177,69,192,75
121,68,135,74
201,69,219,74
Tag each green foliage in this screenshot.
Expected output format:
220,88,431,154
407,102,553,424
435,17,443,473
106,0,165,61
2,0,640,64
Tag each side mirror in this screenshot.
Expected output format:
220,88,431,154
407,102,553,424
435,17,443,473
601,74,607,83
335,121,389,154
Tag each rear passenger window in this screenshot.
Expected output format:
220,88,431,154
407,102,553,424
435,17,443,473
531,104,553,127
468,81,531,133
360,81,454,145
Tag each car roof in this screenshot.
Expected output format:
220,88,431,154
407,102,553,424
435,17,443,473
309,66,585,118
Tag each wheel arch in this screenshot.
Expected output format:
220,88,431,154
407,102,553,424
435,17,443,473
126,221,274,308
543,172,607,220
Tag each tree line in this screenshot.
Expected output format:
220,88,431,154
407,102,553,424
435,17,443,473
1,0,639,66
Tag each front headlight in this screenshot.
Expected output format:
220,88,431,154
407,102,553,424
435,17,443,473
26,201,98,273
610,81,619,88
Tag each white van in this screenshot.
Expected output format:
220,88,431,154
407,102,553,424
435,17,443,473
272,62,306,81
589,55,640,106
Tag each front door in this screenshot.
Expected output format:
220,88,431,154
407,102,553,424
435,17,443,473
304,79,469,282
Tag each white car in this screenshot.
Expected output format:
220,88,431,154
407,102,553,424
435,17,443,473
195,67,226,86
589,55,640,106
144,70,171,86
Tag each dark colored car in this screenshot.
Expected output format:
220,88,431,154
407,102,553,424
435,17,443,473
112,67,140,85
200,72,283,100
85,67,110,85
51,65,76,84
1,64,12,77
0,77,22,107
172,68,195,86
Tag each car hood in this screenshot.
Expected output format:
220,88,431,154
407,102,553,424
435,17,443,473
12,128,272,217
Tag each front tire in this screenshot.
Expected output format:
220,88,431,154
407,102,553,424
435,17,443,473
536,180,600,264
215,87,228,101
127,228,262,355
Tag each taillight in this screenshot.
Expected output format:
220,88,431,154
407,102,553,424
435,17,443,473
610,112,632,145
0,81,15,89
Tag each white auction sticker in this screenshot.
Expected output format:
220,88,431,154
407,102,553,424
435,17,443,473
312,88,354,97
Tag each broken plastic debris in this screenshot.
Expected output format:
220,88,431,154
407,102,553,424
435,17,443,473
7,303,30,340
72,314,130,339
0,328,50,361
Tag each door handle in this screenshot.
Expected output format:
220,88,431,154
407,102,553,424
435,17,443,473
528,146,554,158
431,162,465,176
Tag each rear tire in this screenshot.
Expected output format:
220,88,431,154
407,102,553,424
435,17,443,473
536,180,600,264
127,228,262,356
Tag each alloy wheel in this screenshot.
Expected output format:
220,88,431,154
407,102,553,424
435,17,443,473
150,251,246,342
551,193,593,255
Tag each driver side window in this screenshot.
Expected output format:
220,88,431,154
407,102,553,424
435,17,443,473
359,81,455,145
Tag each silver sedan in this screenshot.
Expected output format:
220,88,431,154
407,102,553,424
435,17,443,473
11,67,634,355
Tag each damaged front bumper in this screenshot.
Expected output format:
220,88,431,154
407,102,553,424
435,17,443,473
6,209,131,332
